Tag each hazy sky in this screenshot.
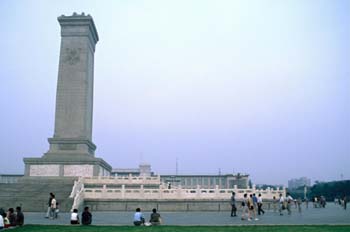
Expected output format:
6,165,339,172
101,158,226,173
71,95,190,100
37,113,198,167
0,0,349,185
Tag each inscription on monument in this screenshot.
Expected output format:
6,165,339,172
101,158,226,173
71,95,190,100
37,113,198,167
59,144,77,150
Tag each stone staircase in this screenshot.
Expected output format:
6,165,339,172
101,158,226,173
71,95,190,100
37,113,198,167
0,177,77,212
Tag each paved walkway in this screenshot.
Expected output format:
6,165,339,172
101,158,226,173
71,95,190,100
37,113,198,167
25,204,349,225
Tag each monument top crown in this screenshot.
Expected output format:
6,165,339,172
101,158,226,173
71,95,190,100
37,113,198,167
58,12,99,45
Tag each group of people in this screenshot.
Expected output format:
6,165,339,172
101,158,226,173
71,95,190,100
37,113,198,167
230,191,313,221
133,208,162,226
313,196,326,208
230,192,265,221
45,192,59,219
45,193,161,226
69,207,92,225
45,192,92,225
335,196,348,210
0,207,24,230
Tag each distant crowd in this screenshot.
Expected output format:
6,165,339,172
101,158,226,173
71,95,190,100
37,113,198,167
230,191,348,222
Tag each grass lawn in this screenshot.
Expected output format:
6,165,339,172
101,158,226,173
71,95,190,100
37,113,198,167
10,225,350,232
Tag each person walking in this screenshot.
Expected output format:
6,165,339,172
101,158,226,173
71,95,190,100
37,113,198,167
248,194,258,221
257,193,265,215
272,196,278,212
241,193,249,220
297,198,302,213
230,192,237,217
286,193,293,215
278,193,285,215
344,196,347,210
45,192,54,218
50,195,57,219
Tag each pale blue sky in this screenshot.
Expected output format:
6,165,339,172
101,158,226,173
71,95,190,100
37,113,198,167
0,0,349,185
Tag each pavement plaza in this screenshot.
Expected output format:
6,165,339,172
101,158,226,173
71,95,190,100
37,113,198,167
24,203,349,225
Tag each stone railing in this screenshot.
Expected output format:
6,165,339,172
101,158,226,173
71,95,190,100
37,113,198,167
83,175,161,185
69,177,84,198
83,184,286,201
70,177,85,211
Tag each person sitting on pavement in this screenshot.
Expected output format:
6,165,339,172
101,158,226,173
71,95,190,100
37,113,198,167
7,208,16,227
81,206,92,225
149,208,161,225
2,212,10,228
0,212,4,230
70,209,80,225
133,208,145,226
15,206,24,226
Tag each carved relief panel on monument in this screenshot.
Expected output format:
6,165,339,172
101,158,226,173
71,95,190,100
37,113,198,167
64,48,82,65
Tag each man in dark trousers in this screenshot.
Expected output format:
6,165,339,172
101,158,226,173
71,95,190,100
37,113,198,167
230,191,237,217
81,206,92,225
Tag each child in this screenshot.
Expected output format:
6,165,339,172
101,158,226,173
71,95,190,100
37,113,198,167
70,209,80,225
54,203,59,219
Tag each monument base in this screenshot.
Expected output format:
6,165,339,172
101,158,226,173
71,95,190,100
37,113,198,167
23,153,111,177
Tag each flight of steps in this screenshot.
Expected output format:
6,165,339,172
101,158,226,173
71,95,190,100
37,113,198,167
0,177,77,212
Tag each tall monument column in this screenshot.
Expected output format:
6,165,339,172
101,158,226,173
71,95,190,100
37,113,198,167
49,13,97,156
24,13,111,177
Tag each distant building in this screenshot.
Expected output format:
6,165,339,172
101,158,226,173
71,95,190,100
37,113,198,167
111,163,154,177
288,177,311,189
161,174,249,189
111,164,249,189
0,174,24,183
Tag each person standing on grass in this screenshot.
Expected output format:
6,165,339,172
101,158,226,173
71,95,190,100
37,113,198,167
230,191,237,217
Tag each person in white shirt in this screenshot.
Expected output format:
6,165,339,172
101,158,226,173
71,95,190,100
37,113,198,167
257,193,265,215
133,208,145,226
0,213,4,230
286,193,294,215
70,209,80,224
50,195,57,219
279,193,285,215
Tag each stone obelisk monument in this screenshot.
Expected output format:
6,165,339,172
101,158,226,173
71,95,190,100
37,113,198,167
24,13,111,177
